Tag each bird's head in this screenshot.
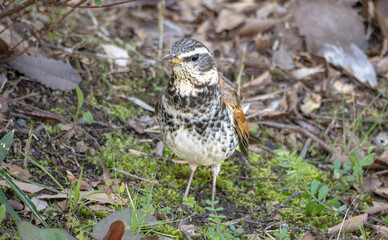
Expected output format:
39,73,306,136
162,39,218,92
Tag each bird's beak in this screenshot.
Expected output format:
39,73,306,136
162,54,183,64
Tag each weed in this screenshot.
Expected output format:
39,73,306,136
203,200,244,240
328,147,374,193
274,228,291,240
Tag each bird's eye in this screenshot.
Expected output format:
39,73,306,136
191,54,199,61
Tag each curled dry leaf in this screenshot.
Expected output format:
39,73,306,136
332,80,355,94
317,43,377,89
239,18,279,36
8,54,81,90
216,9,245,33
300,93,321,115
291,66,324,80
374,187,388,199
363,201,388,214
327,213,368,234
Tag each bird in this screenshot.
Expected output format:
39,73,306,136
156,38,249,203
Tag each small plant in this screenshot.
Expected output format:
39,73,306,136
182,196,196,208
203,200,243,240
75,87,94,125
302,179,346,213
274,228,291,240
328,147,374,193
275,149,312,186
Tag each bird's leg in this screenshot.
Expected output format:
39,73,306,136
211,162,221,203
177,163,197,228
184,164,197,199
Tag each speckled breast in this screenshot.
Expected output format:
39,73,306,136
158,88,238,166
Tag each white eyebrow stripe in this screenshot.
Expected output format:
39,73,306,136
178,47,210,59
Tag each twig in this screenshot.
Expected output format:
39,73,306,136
157,0,165,59
0,0,35,19
236,44,246,96
39,0,137,9
112,168,158,184
258,121,336,154
271,192,301,214
336,195,360,240
300,138,312,159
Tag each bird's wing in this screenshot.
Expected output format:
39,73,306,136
220,77,249,155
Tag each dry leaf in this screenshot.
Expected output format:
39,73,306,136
327,213,368,234
88,204,112,211
292,0,367,51
1,162,32,179
101,44,130,67
273,48,294,70
363,176,382,193
332,80,355,94
371,225,388,238
317,43,377,89
376,57,388,75
0,24,28,53
363,201,388,214
216,9,245,33
0,180,43,193
31,197,48,212
8,54,81,90
375,0,388,40
374,187,388,199
128,149,147,157
301,232,315,240
239,19,279,36
300,93,321,114
291,66,324,80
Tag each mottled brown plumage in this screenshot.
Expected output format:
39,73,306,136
156,39,249,202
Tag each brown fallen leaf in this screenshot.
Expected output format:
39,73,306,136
363,201,388,214
375,0,388,40
332,80,355,94
291,66,324,80
300,93,321,114
128,149,147,157
327,213,368,234
374,187,388,199
239,18,279,36
301,232,315,240
88,204,112,211
1,162,32,179
371,225,388,238
216,9,245,33
0,180,43,193
363,176,382,193
8,54,81,90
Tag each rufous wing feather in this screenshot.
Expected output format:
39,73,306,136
220,78,249,155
